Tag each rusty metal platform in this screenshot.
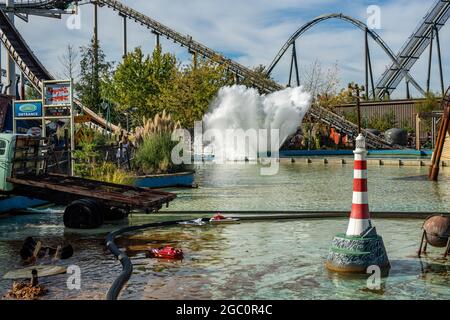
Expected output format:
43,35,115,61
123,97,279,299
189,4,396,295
8,173,176,211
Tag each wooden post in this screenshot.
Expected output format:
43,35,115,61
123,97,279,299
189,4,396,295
429,91,450,181
418,230,426,257
444,237,450,258
415,114,421,151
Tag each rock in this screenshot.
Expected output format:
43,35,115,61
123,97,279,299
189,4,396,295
385,128,408,146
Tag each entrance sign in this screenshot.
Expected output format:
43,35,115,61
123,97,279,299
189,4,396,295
14,101,43,118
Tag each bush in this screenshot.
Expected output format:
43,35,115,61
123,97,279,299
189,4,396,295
91,163,134,185
367,111,397,132
74,128,132,185
133,132,179,174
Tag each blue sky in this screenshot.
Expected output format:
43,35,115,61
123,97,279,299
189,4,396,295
4,0,449,98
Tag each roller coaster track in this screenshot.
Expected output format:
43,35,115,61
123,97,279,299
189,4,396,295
0,8,120,131
376,0,450,99
0,0,77,17
95,0,281,94
1,1,71,9
95,0,396,148
0,1,394,148
265,13,425,97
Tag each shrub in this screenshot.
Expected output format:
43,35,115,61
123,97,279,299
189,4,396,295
74,128,133,185
133,110,181,145
133,132,179,174
367,111,397,132
91,163,134,185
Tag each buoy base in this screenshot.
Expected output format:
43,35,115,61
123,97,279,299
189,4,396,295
326,231,390,274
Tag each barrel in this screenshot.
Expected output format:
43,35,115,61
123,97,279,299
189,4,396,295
423,215,450,247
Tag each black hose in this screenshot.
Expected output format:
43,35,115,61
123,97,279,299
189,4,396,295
105,219,193,300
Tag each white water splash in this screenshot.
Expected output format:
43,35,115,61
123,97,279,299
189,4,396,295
203,85,311,161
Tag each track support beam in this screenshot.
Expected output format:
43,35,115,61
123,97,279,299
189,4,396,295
119,13,127,58
434,25,445,97
426,26,434,93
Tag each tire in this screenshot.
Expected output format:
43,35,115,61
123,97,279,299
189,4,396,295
64,199,104,229
104,207,129,221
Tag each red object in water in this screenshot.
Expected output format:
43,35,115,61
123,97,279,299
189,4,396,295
211,213,226,220
149,246,183,259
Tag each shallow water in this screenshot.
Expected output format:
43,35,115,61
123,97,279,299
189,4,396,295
163,163,450,212
0,163,449,300
0,216,449,300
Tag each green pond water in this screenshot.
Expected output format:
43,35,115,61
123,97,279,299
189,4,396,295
163,163,450,212
0,163,449,300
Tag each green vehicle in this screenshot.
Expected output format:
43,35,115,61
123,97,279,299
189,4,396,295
0,133,176,228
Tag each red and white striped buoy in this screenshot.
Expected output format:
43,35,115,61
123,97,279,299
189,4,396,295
346,134,372,237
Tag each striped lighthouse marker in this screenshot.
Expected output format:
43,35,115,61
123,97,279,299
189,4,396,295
326,132,390,273
346,133,372,237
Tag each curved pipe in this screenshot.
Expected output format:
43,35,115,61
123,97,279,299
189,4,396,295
105,219,188,300
266,13,425,96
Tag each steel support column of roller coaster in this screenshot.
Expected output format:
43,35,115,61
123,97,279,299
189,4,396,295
287,41,300,87
427,23,445,97
265,13,426,98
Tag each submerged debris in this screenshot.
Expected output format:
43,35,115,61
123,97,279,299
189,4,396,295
20,237,73,263
4,270,47,300
4,281,48,300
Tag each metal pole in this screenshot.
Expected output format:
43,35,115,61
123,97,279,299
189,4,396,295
70,79,75,176
406,81,411,99
292,42,300,87
93,2,98,45
356,89,361,134
0,43,2,86
434,26,445,97
367,42,375,100
191,51,197,69
152,31,161,50
93,2,99,112
288,44,295,87
20,72,25,99
431,116,435,149
426,26,434,93
120,13,127,58
365,28,369,100
6,0,16,97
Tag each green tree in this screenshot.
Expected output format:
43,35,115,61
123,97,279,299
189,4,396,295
161,58,233,127
415,92,440,114
103,47,177,126
77,38,112,114
367,111,397,132
415,92,440,132
25,85,41,100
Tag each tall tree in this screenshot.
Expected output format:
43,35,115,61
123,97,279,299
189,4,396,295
58,44,79,80
160,58,233,128
103,47,232,129
76,38,111,114
103,47,177,125
301,59,340,102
